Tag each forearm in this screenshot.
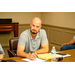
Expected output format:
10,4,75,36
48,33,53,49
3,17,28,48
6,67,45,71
67,38,75,45
0,55,4,60
17,51,29,58
34,47,49,54
34,43,49,54
17,45,30,58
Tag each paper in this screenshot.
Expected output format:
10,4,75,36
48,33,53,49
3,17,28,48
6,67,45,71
38,53,58,60
22,52,71,62
55,52,71,57
22,58,46,62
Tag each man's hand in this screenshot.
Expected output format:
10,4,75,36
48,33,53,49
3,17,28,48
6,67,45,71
0,55,4,60
28,52,38,60
61,43,69,47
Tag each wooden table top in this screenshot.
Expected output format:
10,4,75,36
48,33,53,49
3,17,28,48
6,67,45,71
57,49,75,62
3,49,75,62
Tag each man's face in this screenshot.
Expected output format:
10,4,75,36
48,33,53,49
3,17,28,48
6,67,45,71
30,23,41,34
30,17,42,34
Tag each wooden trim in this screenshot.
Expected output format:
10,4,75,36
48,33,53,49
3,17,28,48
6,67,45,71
42,24,75,30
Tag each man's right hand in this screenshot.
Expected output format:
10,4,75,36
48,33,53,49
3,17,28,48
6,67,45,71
28,52,38,60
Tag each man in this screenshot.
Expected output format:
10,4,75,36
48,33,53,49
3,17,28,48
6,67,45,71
0,44,5,60
60,36,75,51
17,17,49,60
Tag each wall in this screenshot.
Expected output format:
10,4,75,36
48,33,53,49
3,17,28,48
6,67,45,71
42,24,75,52
1,12,75,57
41,12,75,51
0,12,41,24
41,12,75,29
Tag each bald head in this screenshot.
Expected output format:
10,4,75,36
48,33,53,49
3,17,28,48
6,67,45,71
32,17,42,26
30,17,42,34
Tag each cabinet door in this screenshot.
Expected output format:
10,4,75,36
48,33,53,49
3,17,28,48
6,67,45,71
0,24,14,31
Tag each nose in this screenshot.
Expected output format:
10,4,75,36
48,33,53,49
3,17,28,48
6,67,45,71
34,26,36,30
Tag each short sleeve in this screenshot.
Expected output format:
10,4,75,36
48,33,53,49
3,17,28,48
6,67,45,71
0,44,5,55
18,32,26,46
41,30,48,44
73,36,75,39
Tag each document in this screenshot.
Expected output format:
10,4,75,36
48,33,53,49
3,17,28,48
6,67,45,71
38,53,58,60
22,58,46,62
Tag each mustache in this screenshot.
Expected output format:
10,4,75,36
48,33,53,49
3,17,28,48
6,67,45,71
32,29,36,31
30,30,37,34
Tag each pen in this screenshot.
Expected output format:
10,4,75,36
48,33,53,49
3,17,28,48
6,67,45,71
30,51,38,57
30,51,33,54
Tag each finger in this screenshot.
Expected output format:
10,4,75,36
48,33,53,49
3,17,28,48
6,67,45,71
61,44,64,47
31,57,36,60
32,53,38,58
35,53,38,58
30,56,36,60
29,52,34,60
31,54,37,58
61,43,67,47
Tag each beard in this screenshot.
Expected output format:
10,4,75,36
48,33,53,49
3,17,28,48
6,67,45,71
31,29,37,34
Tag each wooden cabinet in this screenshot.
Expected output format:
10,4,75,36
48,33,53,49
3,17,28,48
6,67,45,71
0,23,19,37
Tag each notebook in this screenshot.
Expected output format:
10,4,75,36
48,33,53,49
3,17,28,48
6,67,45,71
38,53,59,60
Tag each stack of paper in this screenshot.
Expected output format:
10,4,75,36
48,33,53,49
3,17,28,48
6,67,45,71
38,53,58,60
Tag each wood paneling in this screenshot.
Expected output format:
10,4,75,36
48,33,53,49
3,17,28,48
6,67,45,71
50,28,62,45
42,24,75,51
19,24,30,36
64,30,75,43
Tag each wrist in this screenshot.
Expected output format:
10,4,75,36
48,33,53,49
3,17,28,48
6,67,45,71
27,53,30,59
26,53,30,59
67,43,69,45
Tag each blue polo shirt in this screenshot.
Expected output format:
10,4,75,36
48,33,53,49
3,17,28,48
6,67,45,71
73,36,75,38
18,29,48,53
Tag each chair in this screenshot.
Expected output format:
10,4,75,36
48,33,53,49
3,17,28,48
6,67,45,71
7,37,19,57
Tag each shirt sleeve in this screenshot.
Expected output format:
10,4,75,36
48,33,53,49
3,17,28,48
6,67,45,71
41,30,48,44
18,32,26,47
73,36,75,39
0,44,5,55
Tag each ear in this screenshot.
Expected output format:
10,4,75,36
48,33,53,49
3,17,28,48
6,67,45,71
40,25,42,28
30,23,32,27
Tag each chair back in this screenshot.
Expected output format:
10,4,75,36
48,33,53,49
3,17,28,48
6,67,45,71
9,37,19,51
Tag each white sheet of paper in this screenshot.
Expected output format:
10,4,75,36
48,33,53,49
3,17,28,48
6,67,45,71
22,58,46,62
49,52,71,58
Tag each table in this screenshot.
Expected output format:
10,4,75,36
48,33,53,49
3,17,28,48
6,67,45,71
0,23,19,37
3,49,75,62
58,49,75,62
